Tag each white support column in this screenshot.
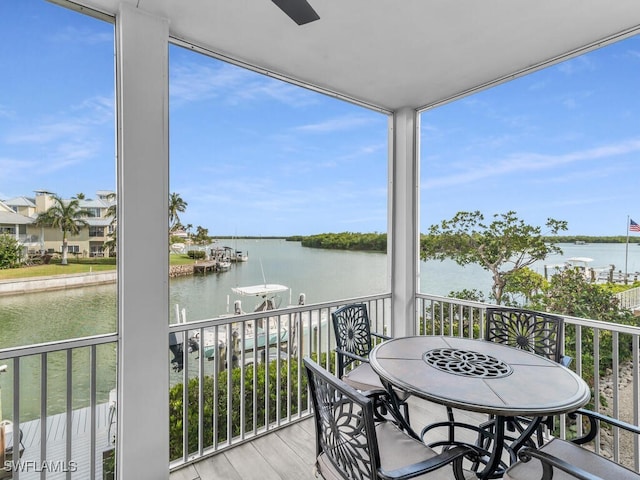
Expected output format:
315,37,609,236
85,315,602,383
116,5,169,479
388,108,420,337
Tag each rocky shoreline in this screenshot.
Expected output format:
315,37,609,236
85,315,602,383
596,360,637,468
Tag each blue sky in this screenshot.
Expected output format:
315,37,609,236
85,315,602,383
2,1,640,237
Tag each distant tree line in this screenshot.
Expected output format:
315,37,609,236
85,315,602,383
291,233,640,253
292,232,387,251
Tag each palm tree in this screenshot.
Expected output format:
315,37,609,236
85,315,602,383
169,193,187,231
104,192,117,256
35,194,90,265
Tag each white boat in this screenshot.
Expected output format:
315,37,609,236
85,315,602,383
201,284,292,362
543,257,616,283
232,250,249,262
169,284,318,370
210,247,232,271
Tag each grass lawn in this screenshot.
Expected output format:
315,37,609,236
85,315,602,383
0,254,196,280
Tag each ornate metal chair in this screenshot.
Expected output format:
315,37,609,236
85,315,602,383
303,357,477,480
504,409,640,480
484,307,571,447
485,307,570,366
331,303,410,422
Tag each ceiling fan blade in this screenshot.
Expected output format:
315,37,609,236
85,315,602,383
271,0,320,25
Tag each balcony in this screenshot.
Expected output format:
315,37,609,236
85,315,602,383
1,293,639,479
4,2,640,479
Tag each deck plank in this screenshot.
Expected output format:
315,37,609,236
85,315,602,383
251,429,315,480
10,404,113,480
175,400,492,480
220,442,283,480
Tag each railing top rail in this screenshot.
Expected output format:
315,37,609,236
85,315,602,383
562,314,640,335
416,292,488,310
417,292,640,336
169,292,391,333
0,332,118,359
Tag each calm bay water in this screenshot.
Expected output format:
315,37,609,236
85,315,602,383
0,239,638,419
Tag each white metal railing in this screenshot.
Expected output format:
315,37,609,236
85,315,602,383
616,286,640,310
167,293,392,470
1,293,639,476
0,333,118,480
416,293,640,472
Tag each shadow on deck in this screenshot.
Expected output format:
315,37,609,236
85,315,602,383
169,399,489,480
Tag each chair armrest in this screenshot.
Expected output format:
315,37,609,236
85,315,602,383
372,332,392,341
335,348,368,363
517,446,605,480
378,444,477,480
570,408,640,444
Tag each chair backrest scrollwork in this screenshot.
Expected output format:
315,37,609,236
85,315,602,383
332,303,373,377
304,357,379,480
485,307,565,364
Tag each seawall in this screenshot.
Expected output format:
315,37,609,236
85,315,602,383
0,271,117,296
0,265,196,296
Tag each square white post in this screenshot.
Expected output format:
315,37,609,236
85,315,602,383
388,108,420,337
116,5,170,479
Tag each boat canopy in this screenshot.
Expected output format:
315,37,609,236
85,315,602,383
232,284,289,297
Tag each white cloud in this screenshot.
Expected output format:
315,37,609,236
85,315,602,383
294,115,377,133
170,60,317,107
49,26,113,45
556,56,597,76
423,138,640,189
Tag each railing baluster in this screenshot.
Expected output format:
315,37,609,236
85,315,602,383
90,345,97,480
612,331,620,462
198,326,204,457
226,324,233,442
182,333,189,463
40,353,47,480
239,321,246,440
13,357,20,480
66,349,72,480
634,335,640,471
213,325,220,449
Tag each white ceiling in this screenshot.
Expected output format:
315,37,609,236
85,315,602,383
60,0,640,112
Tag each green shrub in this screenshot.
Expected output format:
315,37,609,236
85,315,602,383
187,250,206,260
0,234,22,269
168,352,333,461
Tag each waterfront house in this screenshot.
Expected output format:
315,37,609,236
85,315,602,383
1,190,115,258
3,2,640,480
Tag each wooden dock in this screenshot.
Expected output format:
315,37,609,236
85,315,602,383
7,402,113,479
193,261,218,274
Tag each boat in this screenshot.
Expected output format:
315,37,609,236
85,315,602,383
210,247,232,271
543,257,619,283
201,283,290,360
232,250,249,262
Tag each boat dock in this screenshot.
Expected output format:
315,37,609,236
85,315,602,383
6,402,113,479
192,261,218,274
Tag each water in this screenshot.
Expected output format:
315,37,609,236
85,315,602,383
4,240,637,344
1,239,638,419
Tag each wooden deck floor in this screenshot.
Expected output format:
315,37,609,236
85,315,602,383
169,398,491,480
7,402,114,480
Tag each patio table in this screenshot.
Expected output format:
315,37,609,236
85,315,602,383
369,335,591,480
